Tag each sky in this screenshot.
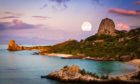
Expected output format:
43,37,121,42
0,0,140,45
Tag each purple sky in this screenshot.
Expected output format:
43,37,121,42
0,0,140,45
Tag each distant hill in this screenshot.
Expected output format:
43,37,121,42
40,18,140,59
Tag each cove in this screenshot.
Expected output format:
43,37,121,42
0,45,136,84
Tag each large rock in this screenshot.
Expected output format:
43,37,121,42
7,39,52,51
43,65,99,82
7,39,23,51
97,18,116,36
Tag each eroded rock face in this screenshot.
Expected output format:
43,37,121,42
97,18,116,36
7,39,23,51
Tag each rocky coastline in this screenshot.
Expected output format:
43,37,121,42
62,55,138,62
7,39,138,62
41,60,140,83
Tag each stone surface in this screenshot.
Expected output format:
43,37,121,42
97,18,116,36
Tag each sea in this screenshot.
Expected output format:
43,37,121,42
0,45,136,84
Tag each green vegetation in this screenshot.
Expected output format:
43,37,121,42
51,40,81,55
80,69,99,78
42,28,140,58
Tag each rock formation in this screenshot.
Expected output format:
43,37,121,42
7,39,51,51
97,18,116,36
42,65,99,81
42,65,140,83
8,39,23,51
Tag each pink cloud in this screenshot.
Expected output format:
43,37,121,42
135,1,140,5
0,16,20,19
32,16,50,19
116,23,130,31
0,19,38,30
109,8,140,16
3,11,23,16
12,19,23,25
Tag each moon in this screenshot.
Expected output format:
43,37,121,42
81,21,92,31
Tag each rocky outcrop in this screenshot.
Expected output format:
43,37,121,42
7,39,51,51
42,65,100,82
97,18,116,36
41,65,140,83
8,39,23,51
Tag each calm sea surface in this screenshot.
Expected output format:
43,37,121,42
0,45,136,84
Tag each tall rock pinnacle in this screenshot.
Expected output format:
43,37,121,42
97,18,116,36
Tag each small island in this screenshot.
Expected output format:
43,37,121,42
41,65,140,83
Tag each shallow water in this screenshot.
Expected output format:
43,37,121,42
0,45,136,84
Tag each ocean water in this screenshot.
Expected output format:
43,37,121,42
0,45,136,84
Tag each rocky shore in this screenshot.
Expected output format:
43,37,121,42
41,61,140,83
41,65,101,82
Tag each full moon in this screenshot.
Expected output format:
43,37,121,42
81,21,92,31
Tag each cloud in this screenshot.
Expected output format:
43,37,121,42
40,4,48,9
49,0,70,4
135,1,140,5
0,16,20,19
3,11,23,16
32,16,50,19
109,8,140,16
0,19,38,30
41,0,70,10
0,11,23,20
116,23,130,31
91,0,103,5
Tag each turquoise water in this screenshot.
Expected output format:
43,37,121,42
0,45,136,84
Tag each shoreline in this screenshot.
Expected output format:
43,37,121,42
39,53,120,61
42,60,140,83
44,53,73,57
115,59,140,80
40,52,140,81
40,53,136,62
38,52,73,57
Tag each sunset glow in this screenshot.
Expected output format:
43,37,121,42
0,0,140,45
